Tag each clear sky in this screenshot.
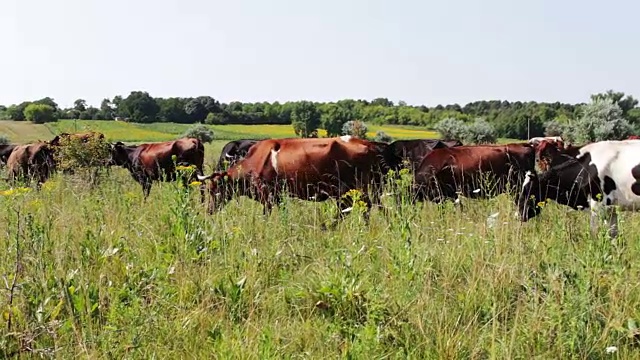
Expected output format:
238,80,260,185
1,0,638,109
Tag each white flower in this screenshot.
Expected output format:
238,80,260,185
605,346,618,354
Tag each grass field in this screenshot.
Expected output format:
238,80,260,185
0,120,441,144
1,142,640,358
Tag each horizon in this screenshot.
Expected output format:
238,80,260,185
2,0,639,109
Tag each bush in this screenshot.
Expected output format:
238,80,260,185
544,120,566,137
569,98,632,143
434,118,467,141
53,133,111,186
182,123,214,143
466,118,497,144
205,112,226,125
0,134,9,145
373,130,393,143
342,120,368,139
24,103,58,123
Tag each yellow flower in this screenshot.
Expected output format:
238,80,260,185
189,181,202,187
175,165,196,171
537,201,546,208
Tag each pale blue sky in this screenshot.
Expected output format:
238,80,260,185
1,0,638,109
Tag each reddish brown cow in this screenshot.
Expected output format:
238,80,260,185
412,143,537,203
6,142,56,187
535,139,583,172
109,137,205,200
628,135,640,140
196,136,389,229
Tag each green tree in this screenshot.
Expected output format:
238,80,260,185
74,99,87,112
590,90,638,116
118,91,160,123
185,96,222,123
321,103,353,137
24,103,58,124
435,118,468,141
291,101,321,138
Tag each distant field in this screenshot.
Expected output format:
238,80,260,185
0,120,442,143
0,121,55,143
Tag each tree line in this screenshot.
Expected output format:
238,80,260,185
1,89,639,141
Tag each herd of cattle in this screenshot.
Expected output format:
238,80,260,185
1,132,640,236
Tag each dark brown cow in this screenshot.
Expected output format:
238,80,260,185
196,135,389,229
6,142,56,187
412,143,536,203
50,131,105,146
0,144,16,166
109,137,205,200
383,139,463,173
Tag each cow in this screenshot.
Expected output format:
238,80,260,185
411,143,537,204
196,135,390,230
534,139,583,172
5,142,56,187
0,144,16,166
108,137,206,200
528,136,563,145
215,139,258,171
516,140,640,239
628,135,640,140
383,139,463,173
50,131,105,146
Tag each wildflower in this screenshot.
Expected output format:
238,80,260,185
605,346,617,354
189,181,202,187
176,164,196,171
537,201,546,208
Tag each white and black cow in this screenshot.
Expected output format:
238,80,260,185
516,139,640,239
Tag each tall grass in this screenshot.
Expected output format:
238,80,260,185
1,155,639,358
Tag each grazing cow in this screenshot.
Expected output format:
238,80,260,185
535,139,582,172
196,135,389,229
412,143,537,203
0,144,16,165
109,137,205,200
6,142,56,187
215,139,258,171
517,140,640,239
384,139,462,172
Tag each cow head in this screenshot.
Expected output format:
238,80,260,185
197,172,234,213
516,171,543,222
108,142,131,167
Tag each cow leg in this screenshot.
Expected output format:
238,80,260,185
589,198,602,237
141,179,152,200
605,205,619,241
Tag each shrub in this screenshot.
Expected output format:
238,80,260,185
53,133,111,186
0,134,9,145
182,123,214,143
571,98,632,143
24,103,58,124
342,120,368,139
544,120,566,137
205,112,226,125
373,130,393,143
434,118,467,141
466,118,497,144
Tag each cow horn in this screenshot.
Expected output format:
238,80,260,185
197,174,212,181
225,153,234,159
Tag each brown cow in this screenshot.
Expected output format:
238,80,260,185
412,143,536,203
0,144,16,166
108,137,205,200
6,142,56,187
535,139,583,172
196,135,389,229
50,131,105,146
